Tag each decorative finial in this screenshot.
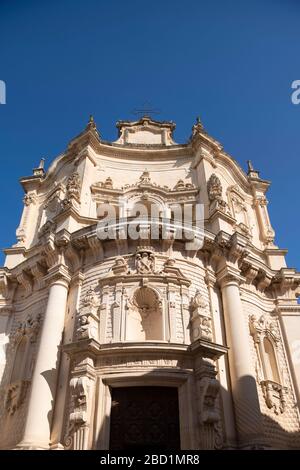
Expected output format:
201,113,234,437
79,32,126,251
247,160,254,172
247,160,260,178
33,157,46,177
191,116,203,137
85,114,99,137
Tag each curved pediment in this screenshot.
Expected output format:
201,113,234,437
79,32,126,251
115,116,177,146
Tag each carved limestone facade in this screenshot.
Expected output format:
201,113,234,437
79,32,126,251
0,115,299,450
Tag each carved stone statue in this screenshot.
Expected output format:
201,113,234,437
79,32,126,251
63,172,81,208
76,288,99,340
207,174,227,213
207,174,223,202
190,291,212,342
139,170,151,185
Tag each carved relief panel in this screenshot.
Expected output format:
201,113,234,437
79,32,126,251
249,314,287,414
227,185,251,238
5,313,41,416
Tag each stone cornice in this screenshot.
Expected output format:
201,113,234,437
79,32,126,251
2,225,299,303
64,338,227,361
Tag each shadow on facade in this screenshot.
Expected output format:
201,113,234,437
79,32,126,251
88,370,300,451
1,352,300,450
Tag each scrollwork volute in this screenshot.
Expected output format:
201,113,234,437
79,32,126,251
65,376,93,450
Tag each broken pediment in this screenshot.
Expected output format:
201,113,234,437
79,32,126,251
114,116,177,146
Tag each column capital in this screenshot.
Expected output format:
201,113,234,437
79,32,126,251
44,264,71,288
70,271,85,288
216,264,244,288
205,267,216,287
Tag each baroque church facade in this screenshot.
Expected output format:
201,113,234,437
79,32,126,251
0,115,299,450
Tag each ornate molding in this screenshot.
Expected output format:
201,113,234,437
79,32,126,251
65,375,94,450
249,314,280,344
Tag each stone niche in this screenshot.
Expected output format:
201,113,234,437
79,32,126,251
125,287,163,341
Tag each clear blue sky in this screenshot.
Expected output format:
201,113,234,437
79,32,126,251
0,0,299,268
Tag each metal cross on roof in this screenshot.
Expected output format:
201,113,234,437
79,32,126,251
131,101,161,118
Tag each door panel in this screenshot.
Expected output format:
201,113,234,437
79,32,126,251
109,386,180,450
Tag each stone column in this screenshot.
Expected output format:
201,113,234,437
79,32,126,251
217,265,263,448
19,265,71,449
